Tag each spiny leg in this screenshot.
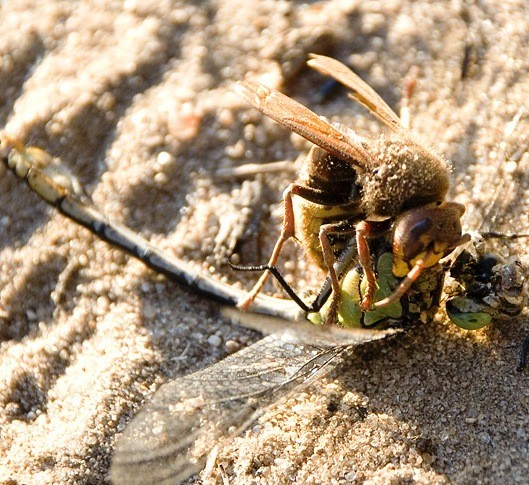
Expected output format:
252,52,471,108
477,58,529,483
230,261,315,312
237,184,297,310
355,221,379,311
233,234,364,317
374,231,472,309
517,335,529,372
399,67,418,130
215,157,300,180
373,257,428,308
318,221,355,324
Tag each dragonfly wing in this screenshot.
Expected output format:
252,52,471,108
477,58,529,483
222,306,399,347
110,325,392,484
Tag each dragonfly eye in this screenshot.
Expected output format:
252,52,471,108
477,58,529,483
476,253,504,278
445,296,492,330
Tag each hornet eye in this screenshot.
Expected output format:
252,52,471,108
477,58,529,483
403,218,433,259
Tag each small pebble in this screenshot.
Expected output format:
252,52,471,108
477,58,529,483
225,339,240,353
207,334,222,347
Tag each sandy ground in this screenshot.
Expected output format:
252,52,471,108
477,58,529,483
1,0,529,483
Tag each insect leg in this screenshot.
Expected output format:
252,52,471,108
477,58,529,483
374,233,470,309
234,235,365,318
356,221,378,311
317,221,357,323
373,256,429,308
237,183,297,310
399,68,418,130
215,158,299,180
516,335,529,372
230,261,314,312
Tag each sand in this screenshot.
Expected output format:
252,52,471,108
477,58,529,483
1,0,529,483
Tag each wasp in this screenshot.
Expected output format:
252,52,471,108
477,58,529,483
235,55,470,323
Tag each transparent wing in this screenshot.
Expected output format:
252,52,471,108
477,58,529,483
111,337,346,485
307,54,446,167
234,80,376,169
223,307,398,347
111,323,395,485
